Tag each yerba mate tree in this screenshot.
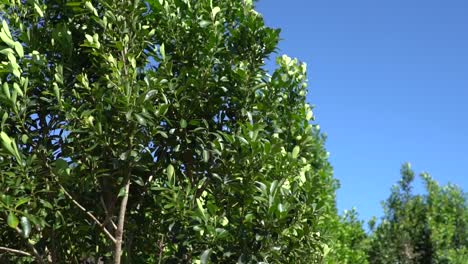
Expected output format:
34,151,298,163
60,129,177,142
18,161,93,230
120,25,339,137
0,0,337,263
367,164,467,264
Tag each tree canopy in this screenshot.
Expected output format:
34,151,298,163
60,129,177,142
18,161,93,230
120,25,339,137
366,164,467,264
0,0,336,263
0,1,466,264
324,164,467,264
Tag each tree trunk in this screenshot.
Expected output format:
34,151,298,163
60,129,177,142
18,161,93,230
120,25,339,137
114,180,131,264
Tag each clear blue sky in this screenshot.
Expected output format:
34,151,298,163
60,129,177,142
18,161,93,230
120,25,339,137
257,0,468,222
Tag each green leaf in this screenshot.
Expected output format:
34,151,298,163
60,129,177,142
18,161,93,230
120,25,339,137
145,90,158,101
0,131,15,157
166,164,174,181
244,213,254,223
85,34,93,43
92,33,100,48
2,82,10,99
196,198,206,220
158,104,170,116
200,249,212,264
264,140,271,154
129,56,136,69
306,109,313,120
13,83,23,97
55,158,69,170
7,212,19,229
14,42,24,58
0,47,14,56
2,20,11,38
292,146,300,159
34,3,44,17
20,216,31,238
118,187,127,197
180,119,187,128
322,244,331,257
0,29,15,47
11,87,17,105
7,51,16,64
54,65,64,84
53,82,61,106
157,131,168,138
203,149,209,162
270,180,279,194
159,43,165,60
220,217,229,226
237,136,248,145
15,197,30,208
199,20,211,28
278,203,285,213
66,1,84,7
84,1,98,16
211,6,221,19
134,113,146,126
12,67,20,78
1,112,7,130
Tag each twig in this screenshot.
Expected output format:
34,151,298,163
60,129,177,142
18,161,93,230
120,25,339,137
157,235,165,264
59,184,116,243
0,246,32,256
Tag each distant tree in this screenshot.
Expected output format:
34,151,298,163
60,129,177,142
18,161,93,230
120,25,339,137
326,208,369,264
0,0,337,263
367,163,467,264
422,172,467,263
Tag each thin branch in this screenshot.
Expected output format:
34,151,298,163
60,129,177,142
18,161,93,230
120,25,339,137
59,184,116,243
157,235,165,264
44,164,116,243
0,246,32,256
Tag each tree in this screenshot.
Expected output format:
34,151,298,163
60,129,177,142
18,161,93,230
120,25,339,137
422,172,467,263
367,163,467,264
0,0,337,263
326,208,369,264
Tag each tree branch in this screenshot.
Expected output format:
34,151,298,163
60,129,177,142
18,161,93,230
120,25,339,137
0,246,31,256
59,184,116,243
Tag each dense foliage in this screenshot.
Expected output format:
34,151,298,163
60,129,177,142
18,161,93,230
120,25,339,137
0,0,337,263
325,164,467,264
0,1,466,263
326,208,369,264
367,163,467,264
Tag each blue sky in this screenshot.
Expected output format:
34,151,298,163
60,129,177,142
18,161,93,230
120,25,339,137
257,0,468,222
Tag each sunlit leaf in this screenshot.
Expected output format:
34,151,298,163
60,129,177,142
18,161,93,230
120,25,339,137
7,212,19,229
